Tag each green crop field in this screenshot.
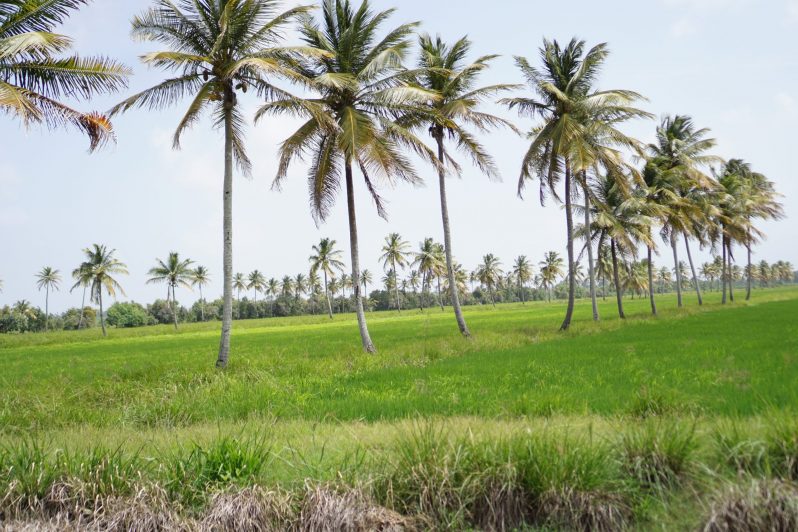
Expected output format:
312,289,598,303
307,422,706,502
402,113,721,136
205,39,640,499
2,287,798,530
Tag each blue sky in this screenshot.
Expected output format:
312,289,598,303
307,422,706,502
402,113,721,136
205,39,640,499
2,0,797,311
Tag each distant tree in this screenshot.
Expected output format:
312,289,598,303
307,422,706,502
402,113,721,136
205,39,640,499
294,273,307,302
191,266,211,322
35,267,61,331
413,238,443,310
475,254,503,306
380,233,411,312
147,252,194,330
539,252,564,302
310,238,345,319
360,269,372,303
233,273,247,318
512,256,533,304
82,245,128,336
248,271,266,302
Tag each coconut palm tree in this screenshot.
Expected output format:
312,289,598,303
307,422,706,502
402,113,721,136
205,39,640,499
475,254,503,306
248,271,266,302
82,244,127,337
281,276,294,298
191,266,211,322
70,262,93,329
512,256,533,304
504,38,649,331
233,272,247,318
408,270,421,310
413,238,443,311
409,34,518,336
147,252,194,330
294,273,307,302
539,252,564,302
360,269,372,302
259,0,440,353
310,238,345,319
35,266,61,331
266,278,279,313
110,0,316,369
380,233,411,312
1,0,129,149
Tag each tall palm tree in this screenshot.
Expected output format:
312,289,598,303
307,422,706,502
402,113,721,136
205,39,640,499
539,251,564,302
503,38,650,331
233,272,247,318
413,238,443,311
147,252,194,330
294,273,307,302
70,262,92,329
266,278,279,314
408,270,421,310
645,115,720,308
248,270,265,302
281,276,294,298
35,266,61,331
259,0,439,353
475,254,503,306
310,238,345,319
512,256,533,304
1,0,129,149
82,245,127,337
360,269,372,302
110,0,315,369
411,34,517,336
191,266,211,322
380,233,411,312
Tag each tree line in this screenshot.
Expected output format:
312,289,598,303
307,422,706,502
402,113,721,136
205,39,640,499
1,1,788,365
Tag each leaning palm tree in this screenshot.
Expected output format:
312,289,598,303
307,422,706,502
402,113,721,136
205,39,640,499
82,244,127,336
35,266,61,331
513,256,533,304
475,254,503,307
191,266,211,322
259,0,439,353
310,238,345,319
1,0,129,149
410,34,518,336
147,252,194,330
503,38,650,331
110,0,316,369
380,233,411,312
70,261,94,329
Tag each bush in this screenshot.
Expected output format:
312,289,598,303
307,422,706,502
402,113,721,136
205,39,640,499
106,302,154,328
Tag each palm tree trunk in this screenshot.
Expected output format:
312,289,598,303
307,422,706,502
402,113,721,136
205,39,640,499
392,259,402,313
561,165,576,331
518,279,525,305
344,159,376,353
436,276,444,311
746,239,752,301
78,286,87,330
490,285,496,307
199,285,205,322
171,285,179,331
99,290,107,337
683,233,703,306
420,273,427,311
436,135,470,337
647,246,657,316
611,239,625,319
323,271,333,319
722,236,728,304
728,241,735,302
216,84,235,369
44,286,49,332
671,232,683,307
583,180,599,321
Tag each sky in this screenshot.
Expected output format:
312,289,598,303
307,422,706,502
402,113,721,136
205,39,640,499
2,0,797,312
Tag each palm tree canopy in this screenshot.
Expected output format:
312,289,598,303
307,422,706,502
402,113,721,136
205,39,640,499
258,0,440,221
248,270,266,292
1,0,130,150
380,232,410,271
80,244,128,303
191,265,211,287
513,256,533,284
412,238,442,278
310,237,345,277
35,266,61,291
147,252,195,290
476,253,503,287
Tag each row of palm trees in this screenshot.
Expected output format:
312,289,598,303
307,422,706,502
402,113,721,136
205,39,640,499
2,1,785,367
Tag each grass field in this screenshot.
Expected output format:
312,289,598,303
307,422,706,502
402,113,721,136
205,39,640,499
1,287,797,530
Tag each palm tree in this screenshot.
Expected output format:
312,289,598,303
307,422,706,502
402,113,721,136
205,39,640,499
233,272,247,318
147,252,194,330
70,262,93,329
360,269,372,302
82,245,127,336
191,266,211,322
645,115,720,308
512,256,533,304
539,252,564,302
408,270,421,310
504,38,650,331
110,0,315,369
248,271,266,302
476,254,503,306
1,0,129,150
281,276,294,298
380,233,411,312
259,0,439,353
411,34,517,336
413,238,443,311
35,267,61,331
294,273,307,302
307,269,321,313
310,238,345,319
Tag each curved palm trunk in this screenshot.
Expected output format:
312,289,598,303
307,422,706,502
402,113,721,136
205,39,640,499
560,165,576,331
611,239,625,319
216,85,235,369
583,180,599,321
171,285,179,331
435,135,471,337
77,286,87,330
671,232,683,307
647,246,657,316
99,290,106,337
683,233,703,306
344,160,376,353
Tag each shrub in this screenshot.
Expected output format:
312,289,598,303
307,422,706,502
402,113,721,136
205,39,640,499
105,302,153,328
702,479,798,532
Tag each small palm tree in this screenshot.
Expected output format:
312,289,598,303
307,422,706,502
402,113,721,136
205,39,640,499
413,238,443,310
147,252,194,330
248,271,266,302
380,233,411,312
294,273,307,302
281,276,294,298
82,245,128,336
233,272,247,318
513,256,533,304
35,267,61,331
476,254,503,307
539,252,564,302
1,0,129,149
266,278,279,314
260,0,440,353
310,238,345,319
191,266,211,322
360,269,372,304
70,261,94,329
411,34,518,336
110,0,316,368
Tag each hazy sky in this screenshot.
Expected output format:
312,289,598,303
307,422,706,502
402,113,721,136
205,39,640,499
2,0,797,312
